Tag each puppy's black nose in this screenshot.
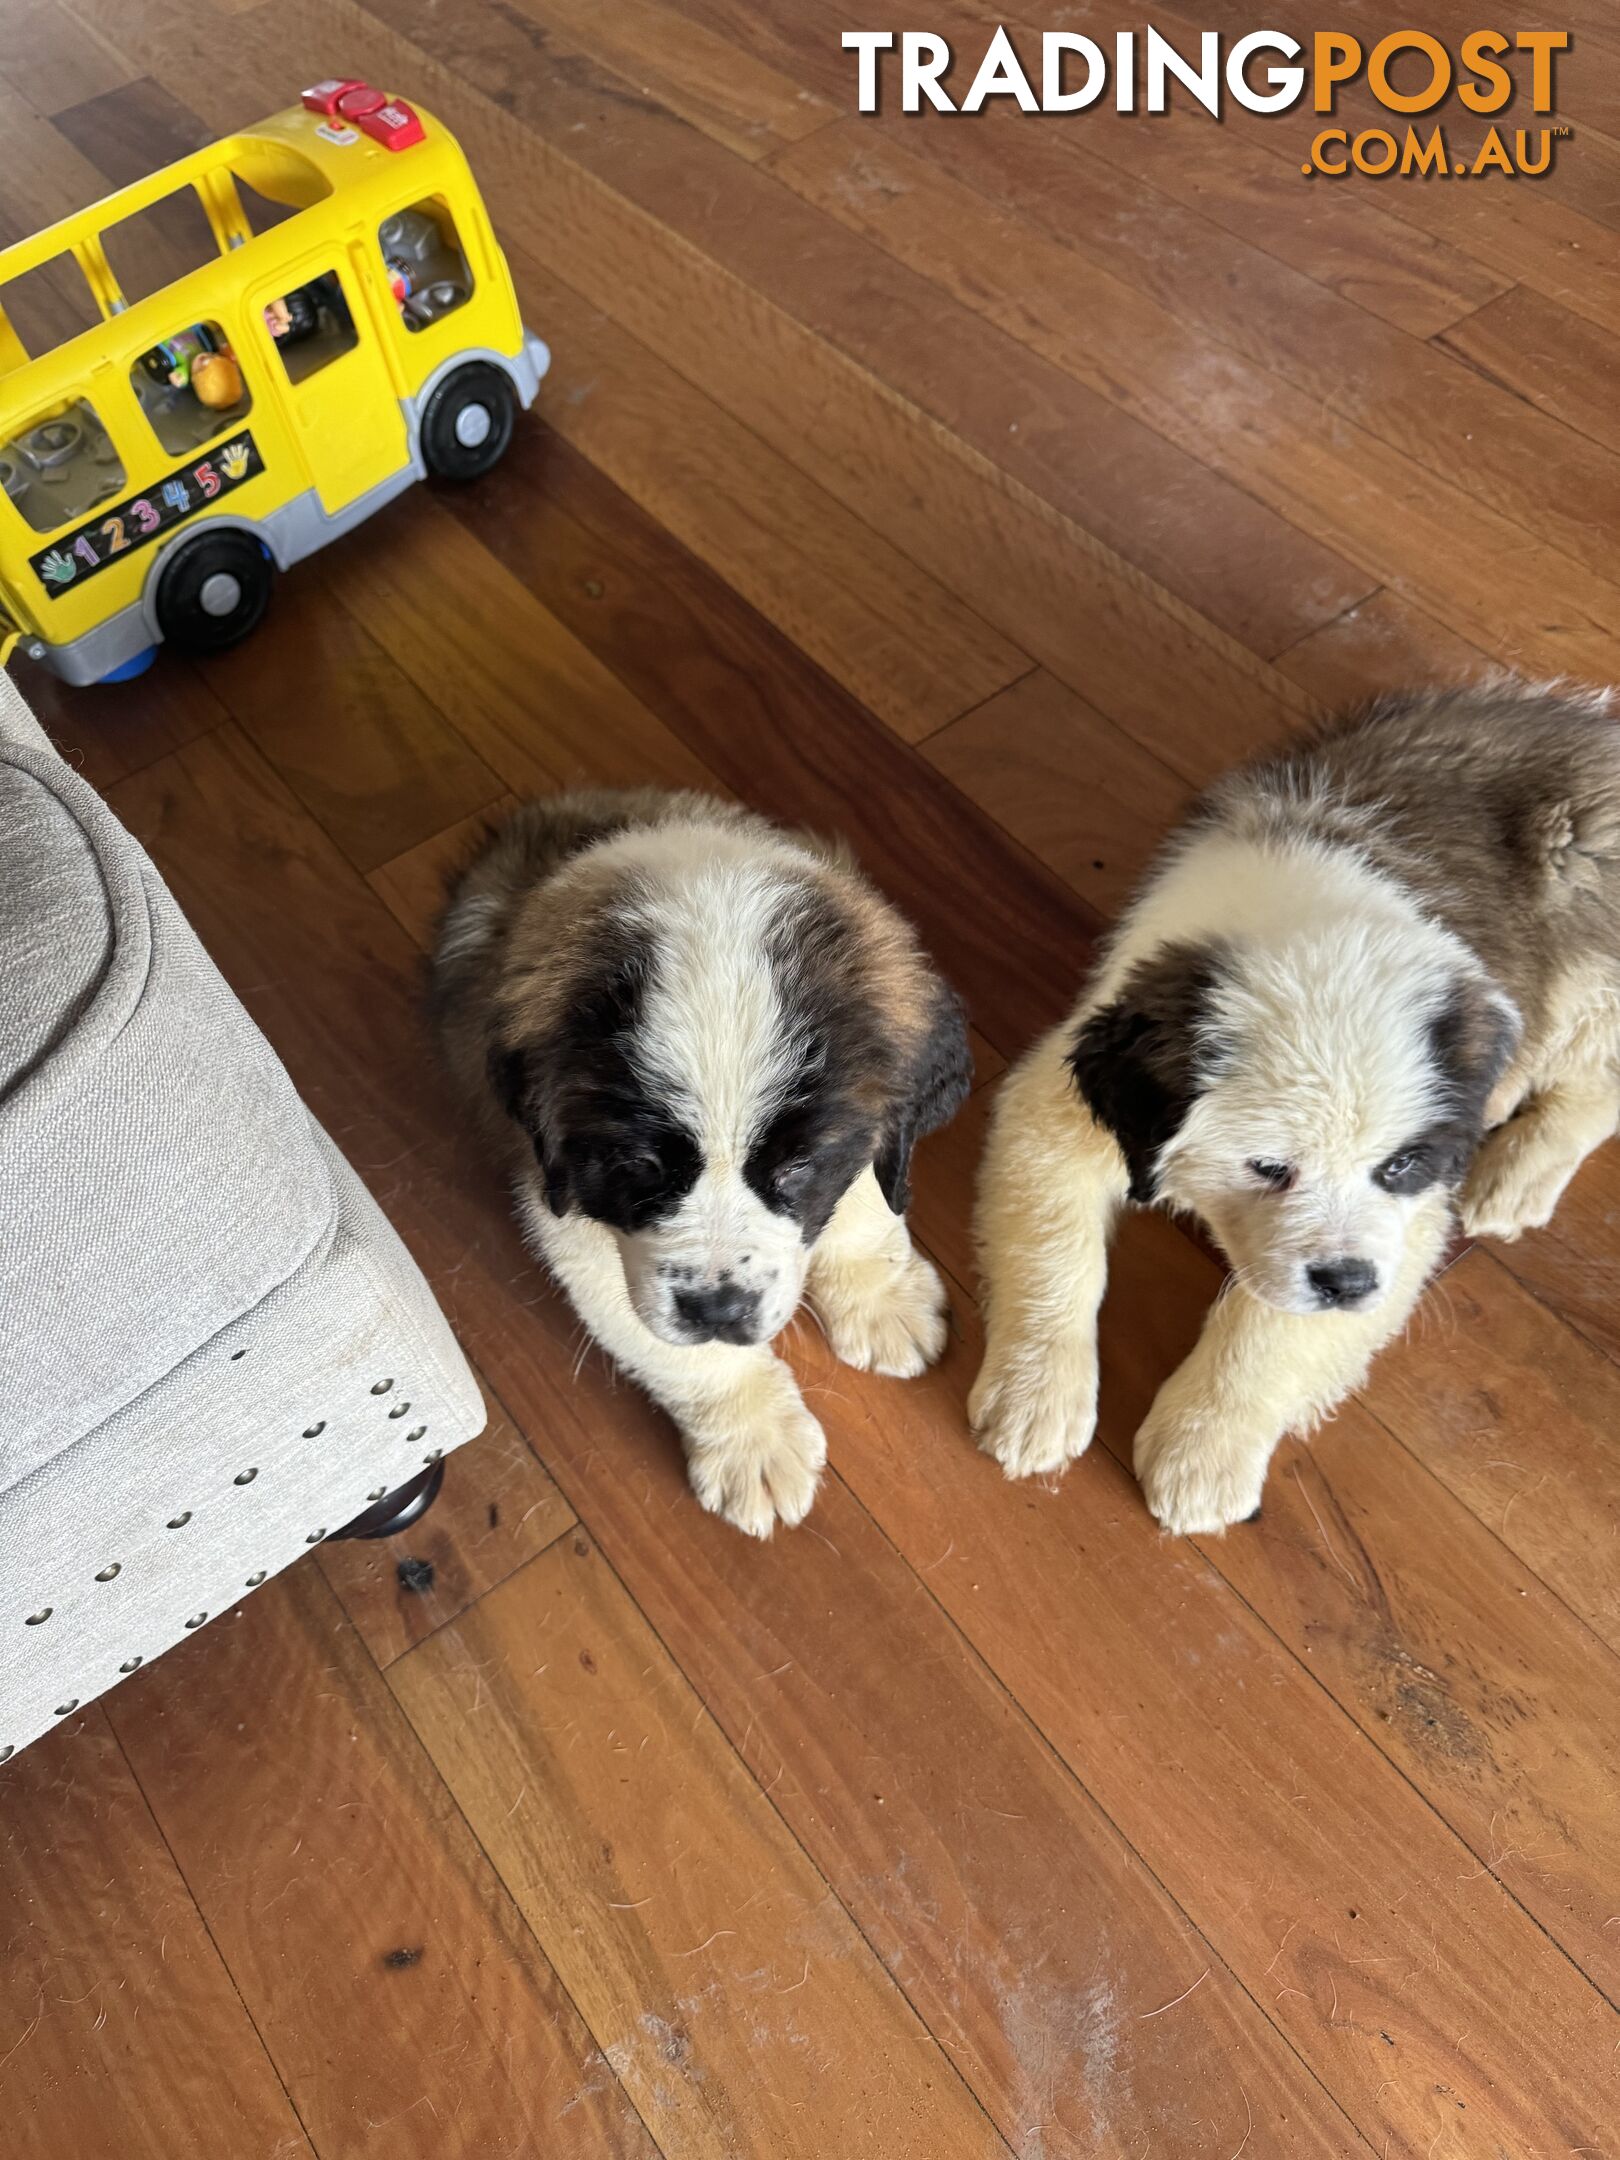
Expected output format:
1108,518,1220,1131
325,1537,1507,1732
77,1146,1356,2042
674,1280,761,1343
1307,1258,1378,1308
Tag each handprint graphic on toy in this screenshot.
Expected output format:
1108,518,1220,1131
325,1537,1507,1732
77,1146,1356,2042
219,440,251,481
39,548,76,585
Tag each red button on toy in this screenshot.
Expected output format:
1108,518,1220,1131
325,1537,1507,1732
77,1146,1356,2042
301,78,368,117
336,85,387,119
354,98,426,151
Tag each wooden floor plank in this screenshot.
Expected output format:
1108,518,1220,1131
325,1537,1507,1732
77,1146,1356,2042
499,261,1032,744
16,649,229,793
805,42,1619,580
52,71,211,177
1471,1141,1620,1374
335,493,721,805
105,1568,658,2160
92,29,996,757
0,0,134,113
317,1386,578,1668
831,1298,1620,2154
1271,592,1497,712
370,0,1376,662
909,1067,994,1297
102,723,505,1226
751,0,1612,532
924,670,1197,914
48,76,225,303
1439,283,1620,460
441,429,1105,1054
912,1109,1620,2015
198,576,507,874
767,119,1620,686
988,65,1510,339
1305,165,1620,343
120,0,1372,681
400,1400,1365,2159
392,1534,1012,2160
765,0,1512,343
0,74,114,234
1169,0,1620,341
367,796,519,951
1271,0,1616,228
1241,1415,1620,2004
1093,1210,1620,2006
657,0,844,99
1306,0,1614,143
501,0,840,161
1366,1243,1620,1658
0,1712,316,2160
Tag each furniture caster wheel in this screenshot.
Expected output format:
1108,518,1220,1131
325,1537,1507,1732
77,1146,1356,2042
333,1458,445,1541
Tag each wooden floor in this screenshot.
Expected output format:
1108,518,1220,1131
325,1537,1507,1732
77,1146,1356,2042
5,6,1620,2155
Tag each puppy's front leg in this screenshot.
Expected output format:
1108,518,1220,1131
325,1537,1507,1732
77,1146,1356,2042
530,1209,825,1539
970,1023,1130,1478
1461,1074,1620,1240
1135,1195,1451,1534
808,1166,949,1378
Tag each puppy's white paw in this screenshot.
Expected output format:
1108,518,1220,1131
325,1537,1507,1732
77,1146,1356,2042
969,1341,1098,1480
812,1246,949,1379
684,1366,827,1539
1460,1122,1572,1242
1133,1399,1270,1536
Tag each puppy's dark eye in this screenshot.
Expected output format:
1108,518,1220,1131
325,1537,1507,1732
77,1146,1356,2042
612,1146,665,1186
772,1160,815,1205
1247,1159,1294,1191
1374,1149,1426,1191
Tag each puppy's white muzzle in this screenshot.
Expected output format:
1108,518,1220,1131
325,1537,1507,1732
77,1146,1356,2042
615,1171,808,1347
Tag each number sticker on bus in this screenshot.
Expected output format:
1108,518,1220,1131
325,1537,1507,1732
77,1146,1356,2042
30,434,265,597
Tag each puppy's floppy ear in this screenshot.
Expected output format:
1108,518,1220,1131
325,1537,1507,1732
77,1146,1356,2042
874,980,974,1214
487,1042,573,1216
1068,941,1226,1203
1430,972,1520,1139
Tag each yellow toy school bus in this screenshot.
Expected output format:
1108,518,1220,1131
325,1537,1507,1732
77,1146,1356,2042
0,80,549,684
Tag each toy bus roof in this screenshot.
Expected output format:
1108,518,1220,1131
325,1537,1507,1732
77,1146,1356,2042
0,94,455,306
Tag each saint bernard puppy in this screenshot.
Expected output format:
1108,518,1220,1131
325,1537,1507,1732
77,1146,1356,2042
433,788,972,1537
972,681,1620,1534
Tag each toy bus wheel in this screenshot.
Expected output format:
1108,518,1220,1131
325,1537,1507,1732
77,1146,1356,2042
420,363,517,481
155,529,272,656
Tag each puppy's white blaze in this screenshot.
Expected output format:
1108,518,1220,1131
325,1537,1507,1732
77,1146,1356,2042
596,825,816,1341
1097,830,1414,1008
1195,923,1454,1155
628,840,804,1158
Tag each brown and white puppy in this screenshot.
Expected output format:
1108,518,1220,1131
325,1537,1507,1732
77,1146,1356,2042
433,788,971,1537
972,682,1620,1533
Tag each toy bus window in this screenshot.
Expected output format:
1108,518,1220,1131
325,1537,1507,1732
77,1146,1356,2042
1,399,126,536
263,269,357,385
132,320,252,456
0,253,102,356
101,186,220,306
231,177,301,237
230,147,333,230
377,202,474,333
